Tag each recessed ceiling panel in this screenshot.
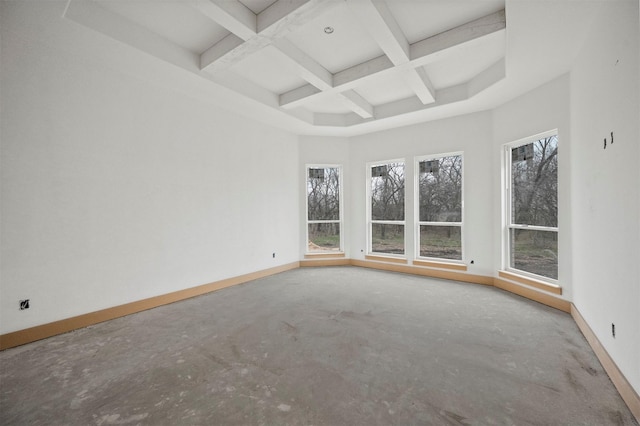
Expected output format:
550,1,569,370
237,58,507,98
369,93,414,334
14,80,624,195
61,0,603,135
96,1,229,54
423,31,505,89
285,2,383,74
387,0,504,44
231,45,308,94
354,74,415,107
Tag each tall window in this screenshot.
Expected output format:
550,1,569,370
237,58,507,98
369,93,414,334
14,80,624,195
505,133,558,280
368,161,405,255
306,165,342,253
416,153,463,261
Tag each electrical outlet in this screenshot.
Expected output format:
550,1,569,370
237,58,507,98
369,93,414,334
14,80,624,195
272,252,276,258
19,299,30,310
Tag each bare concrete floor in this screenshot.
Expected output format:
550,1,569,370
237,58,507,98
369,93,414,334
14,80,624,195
1,266,637,425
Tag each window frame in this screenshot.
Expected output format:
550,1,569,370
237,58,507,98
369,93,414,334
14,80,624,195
305,164,344,255
366,158,406,258
503,130,559,283
414,151,465,263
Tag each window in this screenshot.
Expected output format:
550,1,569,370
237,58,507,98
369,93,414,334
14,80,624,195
416,153,463,261
368,161,405,255
306,165,342,253
504,133,558,280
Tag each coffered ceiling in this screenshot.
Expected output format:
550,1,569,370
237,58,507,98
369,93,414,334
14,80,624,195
61,0,598,136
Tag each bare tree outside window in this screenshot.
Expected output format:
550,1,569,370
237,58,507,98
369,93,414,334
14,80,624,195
508,135,558,279
418,154,463,260
371,163,405,221
370,162,405,254
307,167,341,252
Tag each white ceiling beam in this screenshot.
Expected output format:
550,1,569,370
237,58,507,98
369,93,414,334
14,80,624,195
280,9,505,109
314,84,467,128
271,17,381,118
345,0,409,65
339,90,374,119
280,55,394,109
271,39,333,90
316,58,507,128
272,39,379,118
403,67,435,104
258,0,337,34
200,33,245,70
197,0,377,118
410,10,506,66
346,0,434,105
333,55,395,88
273,40,378,118
280,85,322,106
200,0,340,73
192,0,257,41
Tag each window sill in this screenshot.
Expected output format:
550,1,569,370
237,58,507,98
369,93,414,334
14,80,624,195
413,259,467,271
498,270,562,295
365,254,408,264
304,253,345,259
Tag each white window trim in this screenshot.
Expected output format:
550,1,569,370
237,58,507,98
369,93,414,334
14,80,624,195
502,130,559,284
414,152,465,263
366,158,406,258
305,164,344,255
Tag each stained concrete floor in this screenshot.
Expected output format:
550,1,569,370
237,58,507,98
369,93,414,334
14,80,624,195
1,266,637,425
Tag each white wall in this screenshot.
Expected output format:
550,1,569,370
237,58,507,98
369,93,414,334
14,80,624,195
492,74,572,298
347,112,495,276
0,3,299,334
569,0,640,392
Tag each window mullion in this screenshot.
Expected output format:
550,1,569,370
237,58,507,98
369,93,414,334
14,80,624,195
371,220,405,225
419,221,462,227
509,224,558,232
